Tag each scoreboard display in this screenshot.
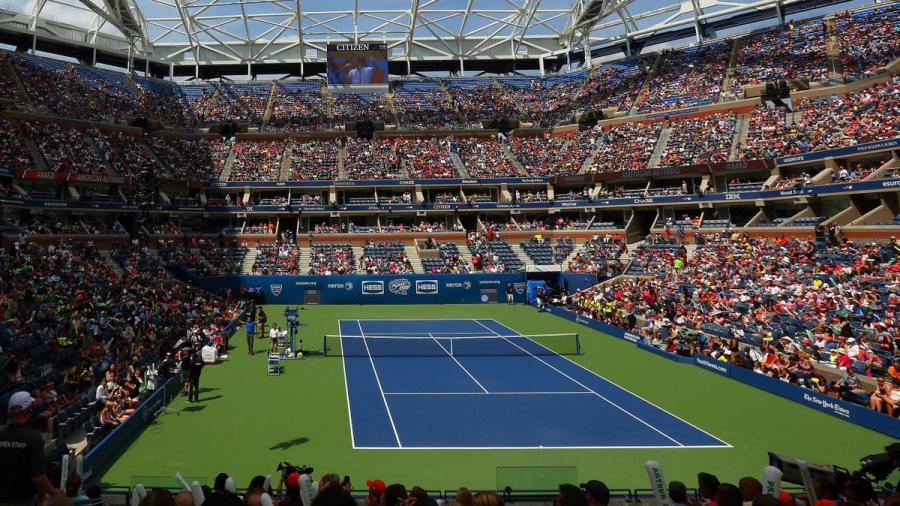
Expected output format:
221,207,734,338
326,43,389,85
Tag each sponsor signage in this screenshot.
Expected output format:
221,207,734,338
361,280,385,295
415,280,439,294
388,278,411,295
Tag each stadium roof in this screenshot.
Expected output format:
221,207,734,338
0,0,853,77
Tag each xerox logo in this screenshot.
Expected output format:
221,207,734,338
445,281,472,290
328,282,353,290
361,280,384,295
270,284,283,296
415,280,438,294
389,278,411,295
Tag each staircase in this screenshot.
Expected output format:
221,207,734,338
142,141,167,176
351,246,365,273
297,247,312,275
785,110,801,127
722,38,741,96
449,151,470,178
218,148,237,181
579,141,603,174
647,126,672,168
510,243,534,268
279,142,293,181
24,136,49,170
85,135,116,174
436,79,465,124
337,148,348,179
499,144,526,175
561,243,584,271
2,57,26,103
262,82,278,129
100,250,125,278
628,52,664,115
240,248,258,274
404,245,424,273
728,114,750,160
385,93,400,125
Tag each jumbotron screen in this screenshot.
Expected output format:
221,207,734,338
326,43,389,85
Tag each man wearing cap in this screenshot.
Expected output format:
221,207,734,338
0,391,63,506
581,481,610,506
365,479,386,506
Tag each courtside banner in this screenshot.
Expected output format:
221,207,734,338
547,305,900,438
196,274,527,305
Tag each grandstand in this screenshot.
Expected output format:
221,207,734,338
0,0,899,504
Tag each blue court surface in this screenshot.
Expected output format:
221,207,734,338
339,319,730,449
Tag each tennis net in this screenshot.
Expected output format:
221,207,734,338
323,333,580,357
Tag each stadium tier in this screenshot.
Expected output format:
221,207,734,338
0,1,899,503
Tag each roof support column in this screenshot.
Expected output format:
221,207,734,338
690,0,704,42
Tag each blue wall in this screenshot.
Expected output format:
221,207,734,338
544,305,900,439
197,274,529,305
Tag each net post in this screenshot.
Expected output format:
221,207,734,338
323,335,328,357
575,333,581,355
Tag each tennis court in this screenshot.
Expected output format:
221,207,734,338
336,318,731,449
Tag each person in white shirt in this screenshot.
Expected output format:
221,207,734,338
94,383,109,406
269,323,281,354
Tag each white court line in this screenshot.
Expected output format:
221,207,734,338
357,320,403,448
384,391,594,395
487,319,732,448
353,444,731,450
338,330,356,448
473,320,684,447
336,331,494,336
430,333,489,393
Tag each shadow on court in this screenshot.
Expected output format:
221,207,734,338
269,437,310,450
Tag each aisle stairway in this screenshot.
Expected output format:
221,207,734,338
100,250,124,278
241,248,258,274
510,243,534,269
647,127,672,168
404,245,424,273
351,246,365,273
450,152,470,178
297,247,312,274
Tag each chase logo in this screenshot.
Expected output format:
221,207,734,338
361,280,384,295
389,278,412,295
513,282,525,295
270,284,283,296
415,280,439,294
